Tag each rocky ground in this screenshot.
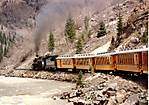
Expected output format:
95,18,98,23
56,73,148,105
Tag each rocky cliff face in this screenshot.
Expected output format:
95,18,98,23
0,0,148,69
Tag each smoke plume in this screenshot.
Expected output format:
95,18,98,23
33,0,110,54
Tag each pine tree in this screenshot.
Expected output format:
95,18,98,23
0,31,15,60
89,64,95,76
84,16,89,31
81,32,85,43
76,38,83,54
65,17,76,42
48,32,55,52
116,14,123,46
76,70,83,87
3,45,7,56
0,31,3,44
97,21,107,38
0,45,3,62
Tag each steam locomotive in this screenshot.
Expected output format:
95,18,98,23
32,54,58,70
32,48,148,74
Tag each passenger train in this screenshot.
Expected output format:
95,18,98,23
32,48,148,74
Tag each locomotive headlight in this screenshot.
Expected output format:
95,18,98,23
42,61,45,68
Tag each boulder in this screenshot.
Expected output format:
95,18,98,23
107,96,117,105
76,89,83,97
116,89,127,104
60,92,70,99
120,94,139,105
130,37,140,43
106,90,116,96
107,83,117,91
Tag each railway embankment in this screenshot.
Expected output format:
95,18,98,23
55,73,148,105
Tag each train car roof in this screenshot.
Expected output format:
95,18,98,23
115,48,148,55
56,53,96,59
74,53,95,58
56,48,148,59
56,54,75,59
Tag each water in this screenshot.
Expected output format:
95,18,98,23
0,76,75,105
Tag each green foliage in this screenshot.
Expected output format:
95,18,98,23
76,70,83,86
48,32,55,52
0,45,3,62
89,64,95,76
108,36,116,51
97,21,107,38
84,16,89,31
65,17,76,42
116,15,123,46
87,30,92,38
141,31,148,44
81,33,85,43
141,21,148,44
76,38,83,54
0,31,15,62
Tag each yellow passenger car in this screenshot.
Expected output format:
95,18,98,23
94,52,116,71
56,55,74,69
74,54,95,70
115,48,148,73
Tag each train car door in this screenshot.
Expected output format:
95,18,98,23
142,51,148,74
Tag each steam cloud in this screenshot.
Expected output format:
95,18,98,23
33,0,110,54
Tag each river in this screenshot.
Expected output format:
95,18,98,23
0,76,75,105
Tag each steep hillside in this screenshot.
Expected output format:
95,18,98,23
0,0,148,69
108,0,148,51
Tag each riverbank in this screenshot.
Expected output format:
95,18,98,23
0,69,78,82
0,69,148,105
0,76,75,105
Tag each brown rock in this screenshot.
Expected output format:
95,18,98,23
116,89,127,104
120,94,139,105
107,96,117,105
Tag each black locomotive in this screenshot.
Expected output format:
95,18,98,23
32,54,58,70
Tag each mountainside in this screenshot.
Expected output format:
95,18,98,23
0,0,148,69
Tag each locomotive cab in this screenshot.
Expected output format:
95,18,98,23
44,55,58,70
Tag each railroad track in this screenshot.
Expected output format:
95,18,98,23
15,68,32,70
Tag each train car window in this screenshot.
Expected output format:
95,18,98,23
78,59,81,65
98,57,101,65
82,59,84,65
104,57,106,64
96,58,98,64
143,52,148,66
103,58,105,64
125,54,127,64
102,57,104,64
98,58,101,64
78,59,80,65
100,57,102,64
100,58,102,64
85,59,88,65
98,58,100,64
